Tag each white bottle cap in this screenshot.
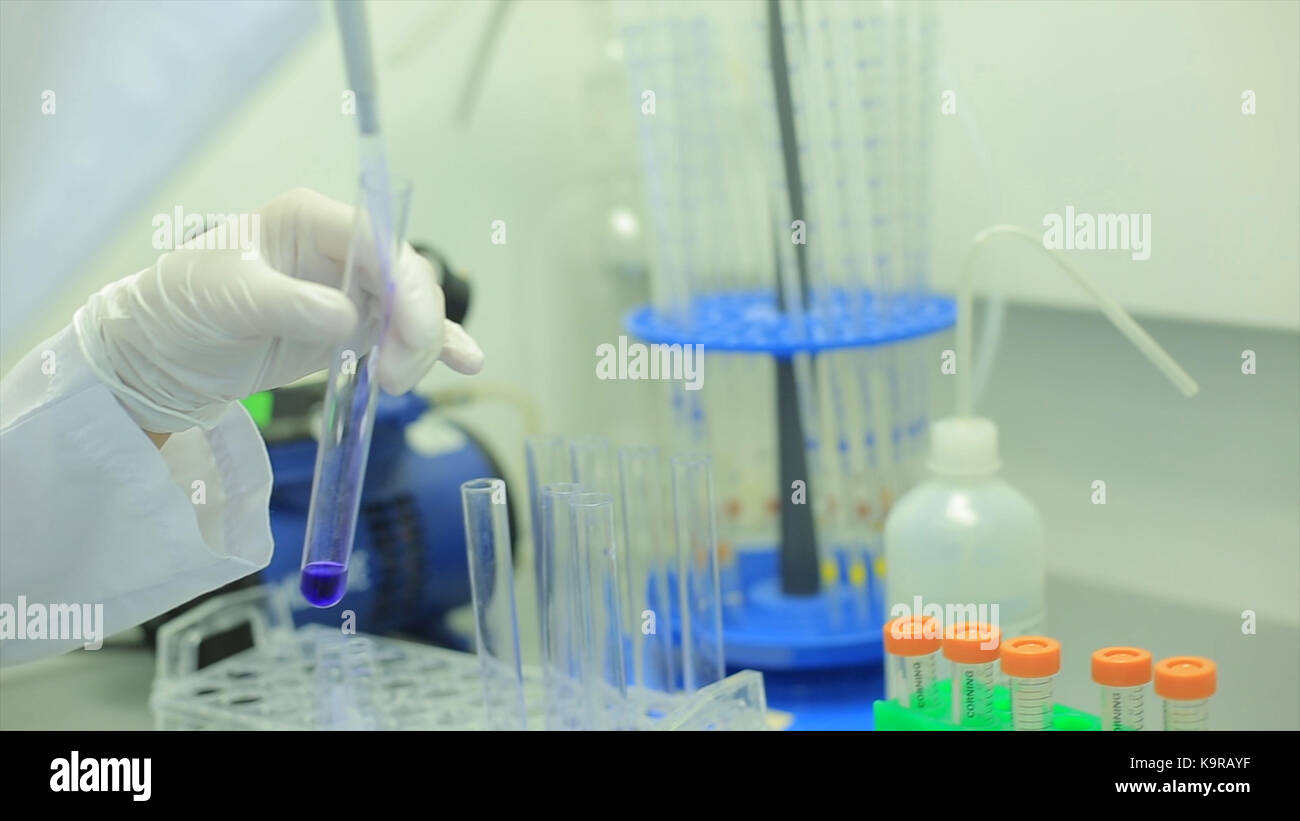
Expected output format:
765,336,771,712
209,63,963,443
927,416,1001,476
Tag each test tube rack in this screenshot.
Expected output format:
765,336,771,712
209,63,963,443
873,680,1102,731
150,586,768,731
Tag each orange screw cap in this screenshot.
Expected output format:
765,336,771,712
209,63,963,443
1091,646,1153,687
882,616,942,656
1154,656,1217,701
942,622,1001,664
1001,635,1061,678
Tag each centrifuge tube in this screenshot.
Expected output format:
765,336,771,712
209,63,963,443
943,621,1002,728
461,478,526,730
1155,655,1216,731
881,615,941,710
299,173,412,608
1091,646,1151,731
1001,635,1061,731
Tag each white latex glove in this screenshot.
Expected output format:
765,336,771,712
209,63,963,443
73,188,484,434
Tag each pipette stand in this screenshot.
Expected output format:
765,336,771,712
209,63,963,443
626,288,956,729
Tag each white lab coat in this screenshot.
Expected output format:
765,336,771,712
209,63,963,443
0,324,274,666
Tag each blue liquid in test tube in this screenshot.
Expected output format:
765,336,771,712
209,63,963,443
299,169,409,607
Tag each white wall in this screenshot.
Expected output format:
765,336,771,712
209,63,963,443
932,0,1300,330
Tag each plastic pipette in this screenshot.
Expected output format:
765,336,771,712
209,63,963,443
299,0,401,607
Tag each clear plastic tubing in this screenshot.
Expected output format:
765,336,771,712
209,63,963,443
461,478,527,730
1155,655,1217,731
1091,646,1152,731
881,615,941,710
299,174,411,607
1000,635,1061,731
943,622,1002,728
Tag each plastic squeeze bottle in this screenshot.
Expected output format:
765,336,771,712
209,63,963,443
884,225,1202,639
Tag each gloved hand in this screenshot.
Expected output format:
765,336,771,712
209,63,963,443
73,188,484,434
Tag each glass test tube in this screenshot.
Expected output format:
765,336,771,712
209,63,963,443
943,622,1001,728
525,435,569,555
300,174,412,608
1155,656,1216,731
618,446,677,691
882,615,941,711
671,454,725,693
526,435,569,662
1091,646,1152,731
569,492,629,729
461,478,526,730
570,436,617,494
571,436,635,675
539,482,584,729
1001,635,1061,731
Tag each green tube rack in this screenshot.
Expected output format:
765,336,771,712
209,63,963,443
874,679,1102,731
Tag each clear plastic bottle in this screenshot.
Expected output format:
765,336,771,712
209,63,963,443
1155,656,1216,731
1091,646,1151,731
884,417,1046,639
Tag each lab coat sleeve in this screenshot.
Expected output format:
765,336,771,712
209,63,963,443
0,325,274,667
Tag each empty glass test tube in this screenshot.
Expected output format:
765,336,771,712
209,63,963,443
526,435,569,556
1155,656,1216,731
618,445,677,691
671,454,725,693
570,436,617,495
461,478,526,730
538,482,585,729
300,174,412,608
569,492,629,729
572,436,635,670
1091,646,1152,731
943,622,1002,728
882,615,941,710
526,435,569,660
1000,635,1061,731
